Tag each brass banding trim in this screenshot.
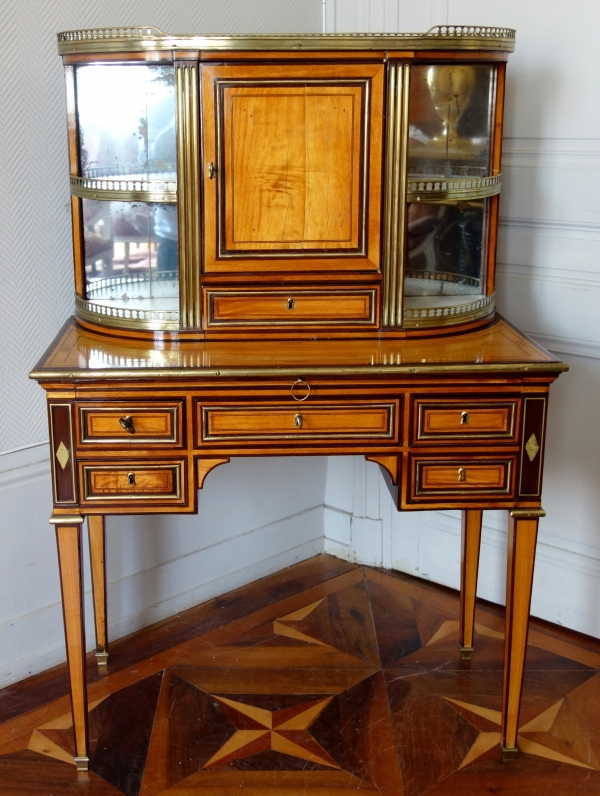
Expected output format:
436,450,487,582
510,508,546,518
201,403,396,441
176,62,202,330
78,405,180,444
70,175,176,203
49,403,77,505
416,400,517,441
75,295,179,331
215,79,370,261
49,513,85,525
205,289,377,326
31,361,569,381
382,63,410,327
518,396,547,497
407,173,501,203
404,293,495,328
81,463,182,501
414,458,513,496
57,27,516,55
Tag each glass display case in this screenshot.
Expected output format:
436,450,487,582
59,25,514,337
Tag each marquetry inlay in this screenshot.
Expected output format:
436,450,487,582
55,441,70,470
525,433,540,462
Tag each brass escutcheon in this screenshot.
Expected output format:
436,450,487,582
458,467,466,482
287,298,295,310
127,472,136,486
461,411,470,425
294,413,303,428
291,379,311,402
208,162,216,179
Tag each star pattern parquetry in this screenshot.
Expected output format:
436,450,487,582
2,564,600,796
203,695,339,769
445,696,599,770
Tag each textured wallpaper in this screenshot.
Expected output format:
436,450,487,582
0,0,322,453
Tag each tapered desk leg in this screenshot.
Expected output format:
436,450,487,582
88,516,108,666
53,517,89,771
501,509,544,761
459,509,483,660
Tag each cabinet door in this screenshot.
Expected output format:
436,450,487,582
201,63,384,273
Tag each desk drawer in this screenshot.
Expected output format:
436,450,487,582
409,455,515,502
413,399,519,443
79,460,186,507
199,403,396,442
78,402,182,446
204,288,377,327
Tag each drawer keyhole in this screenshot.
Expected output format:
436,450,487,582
120,416,135,434
287,298,295,310
127,472,136,486
295,413,303,428
461,412,470,425
458,468,466,482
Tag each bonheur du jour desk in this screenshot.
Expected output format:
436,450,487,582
30,316,567,769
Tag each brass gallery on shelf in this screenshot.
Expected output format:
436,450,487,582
29,24,569,773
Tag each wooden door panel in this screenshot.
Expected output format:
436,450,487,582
202,63,384,273
225,87,360,251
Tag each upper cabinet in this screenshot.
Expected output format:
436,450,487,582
58,26,514,338
201,64,384,273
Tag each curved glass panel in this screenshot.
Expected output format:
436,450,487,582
408,64,494,179
76,64,176,181
404,199,487,315
82,200,178,314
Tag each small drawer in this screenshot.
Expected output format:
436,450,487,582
409,455,515,501
78,402,182,446
79,460,186,506
203,288,377,327
413,399,518,443
199,403,397,443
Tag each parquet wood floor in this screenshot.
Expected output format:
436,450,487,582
1,555,600,795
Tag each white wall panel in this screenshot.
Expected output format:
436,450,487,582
0,0,325,688
323,0,600,637
0,448,325,688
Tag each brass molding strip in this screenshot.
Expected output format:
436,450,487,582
407,173,501,204
49,513,85,525
57,27,516,55
176,62,202,330
383,63,410,328
30,362,569,382
70,174,176,203
75,295,179,331
404,293,495,329
510,508,546,518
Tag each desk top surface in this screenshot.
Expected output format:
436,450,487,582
30,317,567,382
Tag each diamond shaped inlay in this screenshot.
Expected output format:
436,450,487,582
525,433,540,462
55,441,70,470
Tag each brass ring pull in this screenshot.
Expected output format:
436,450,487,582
291,379,311,402
119,416,135,434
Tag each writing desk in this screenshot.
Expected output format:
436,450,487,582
30,314,567,770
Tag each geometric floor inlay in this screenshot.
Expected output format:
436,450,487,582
2,561,600,795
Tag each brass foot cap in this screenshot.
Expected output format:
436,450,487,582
501,746,518,762
74,756,90,772
95,650,109,666
460,645,474,660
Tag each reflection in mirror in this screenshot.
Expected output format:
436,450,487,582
76,64,176,180
83,200,178,314
404,200,486,309
408,64,494,179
